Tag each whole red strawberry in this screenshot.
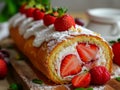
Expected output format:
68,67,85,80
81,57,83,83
43,14,56,26
90,66,110,85
33,8,45,20
72,72,91,88
0,59,8,79
54,14,75,31
112,42,120,66
19,4,26,14
26,8,35,17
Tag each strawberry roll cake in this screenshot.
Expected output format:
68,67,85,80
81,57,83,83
9,2,113,86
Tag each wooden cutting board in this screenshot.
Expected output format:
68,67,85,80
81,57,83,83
9,49,70,90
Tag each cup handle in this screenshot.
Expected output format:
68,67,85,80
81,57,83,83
111,21,120,36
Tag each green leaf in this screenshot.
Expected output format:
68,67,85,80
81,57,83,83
57,7,68,17
32,79,43,84
87,87,93,90
74,87,93,90
27,0,36,8
117,38,120,42
74,88,85,90
116,77,120,82
9,83,22,90
109,40,116,44
41,0,51,5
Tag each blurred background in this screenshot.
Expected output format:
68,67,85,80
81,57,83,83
0,0,120,22
0,0,120,40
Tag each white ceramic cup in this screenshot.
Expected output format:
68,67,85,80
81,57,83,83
86,8,120,41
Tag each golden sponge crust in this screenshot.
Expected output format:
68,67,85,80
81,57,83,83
10,26,113,84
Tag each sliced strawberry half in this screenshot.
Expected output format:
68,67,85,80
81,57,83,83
76,43,99,62
72,72,91,88
60,54,82,77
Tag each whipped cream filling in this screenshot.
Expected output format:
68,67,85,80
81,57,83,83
54,43,106,81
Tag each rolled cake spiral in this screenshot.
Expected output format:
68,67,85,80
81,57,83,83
9,7,113,84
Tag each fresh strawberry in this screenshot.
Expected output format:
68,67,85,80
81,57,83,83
112,42,120,66
60,54,82,77
26,8,35,17
43,14,56,26
76,43,99,62
90,66,110,85
0,59,8,79
33,8,45,20
72,72,91,88
19,4,26,14
54,14,75,31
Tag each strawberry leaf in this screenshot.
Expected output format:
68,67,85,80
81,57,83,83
116,77,120,82
74,87,93,90
109,40,116,44
117,38,120,42
57,7,68,17
41,0,51,5
32,79,43,84
52,8,57,12
87,87,93,90
74,88,85,90
26,0,36,8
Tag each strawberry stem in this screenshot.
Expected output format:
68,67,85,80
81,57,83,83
35,4,45,10
57,7,68,17
26,0,36,8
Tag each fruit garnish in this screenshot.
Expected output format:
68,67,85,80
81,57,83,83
43,8,58,26
26,7,36,17
72,72,91,88
76,43,99,63
90,66,110,85
32,79,43,84
43,14,56,26
33,8,45,20
60,54,82,77
75,18,85,26
111,38,120,66
54,8,75,31
0,59,8,79
54,14,75,31
19,4,26,14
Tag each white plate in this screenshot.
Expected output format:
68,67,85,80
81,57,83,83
86,8,120,41
87,8,120,23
